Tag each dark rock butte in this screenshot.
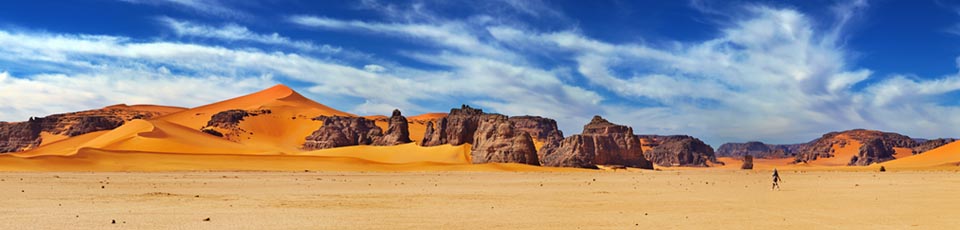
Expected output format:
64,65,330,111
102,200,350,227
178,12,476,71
373,109,413,146
638,135,720,167
539,116,653,169
741,155,754,170
421,105,544,165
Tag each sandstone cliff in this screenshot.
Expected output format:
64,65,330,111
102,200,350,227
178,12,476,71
539,116,653,169
638,135,719,167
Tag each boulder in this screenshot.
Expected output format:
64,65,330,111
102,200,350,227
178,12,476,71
741,155,754,170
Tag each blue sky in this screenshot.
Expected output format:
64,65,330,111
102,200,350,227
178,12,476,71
2,0,960,147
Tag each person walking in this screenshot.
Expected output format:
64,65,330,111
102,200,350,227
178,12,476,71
772,168,781,190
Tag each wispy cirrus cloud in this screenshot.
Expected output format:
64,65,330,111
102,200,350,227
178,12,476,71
158,17,342,53
117,0,248,19
287,1,960,145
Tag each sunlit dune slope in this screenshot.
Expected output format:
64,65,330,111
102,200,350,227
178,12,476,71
882,141,960,168
156,84,353,129
14,120,270,157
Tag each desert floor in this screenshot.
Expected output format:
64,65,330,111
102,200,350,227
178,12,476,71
1,170,958,229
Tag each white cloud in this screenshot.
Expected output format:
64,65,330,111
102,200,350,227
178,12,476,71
0,70,273,121
289,15,517,60
118,0,247,19
362,64,386,72
158,17,342,53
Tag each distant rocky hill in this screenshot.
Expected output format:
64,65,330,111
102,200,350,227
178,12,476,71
637,135,720,167
717,129,957,166
716,142,802,159
0,105,184,153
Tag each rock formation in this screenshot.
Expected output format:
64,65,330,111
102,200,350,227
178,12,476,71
372,109,412,146
741,155,754,170
638,135,720,167
716,141,801,158
470,115,539,165
200,109,271,141
793,129,917,166
421,105,484,146
302,109,415,150
0,121,41,153
418,105,558,166
0,106,175,153
849,138,895,166
507,116,564,143
302,115,384,150
539,116,653,169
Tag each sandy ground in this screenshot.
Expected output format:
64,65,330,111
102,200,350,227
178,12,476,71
1,170,958,229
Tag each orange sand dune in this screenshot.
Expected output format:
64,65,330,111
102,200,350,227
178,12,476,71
893,147,913,159
223,109,328,153
408,112,447,122
881,141,960,169
0,148,576,172
16,131,109,157
407,112,446,143
15,120,271,157
156,84,353,129
36,131,69,147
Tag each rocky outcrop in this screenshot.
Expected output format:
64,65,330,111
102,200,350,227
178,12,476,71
302,115,384,150
912,138,956,154
0,121,42,153
716,142,799,159
419,105,557,165
470,115,539,165
372,109,412,146
421,105,484,146
849,138,895,166
638,135,719,167
794,129,918,166
302,109,416,150
741,155,754,170
0,107,175,153
200,109,271,141
507,116,564,143
539,116,653,169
